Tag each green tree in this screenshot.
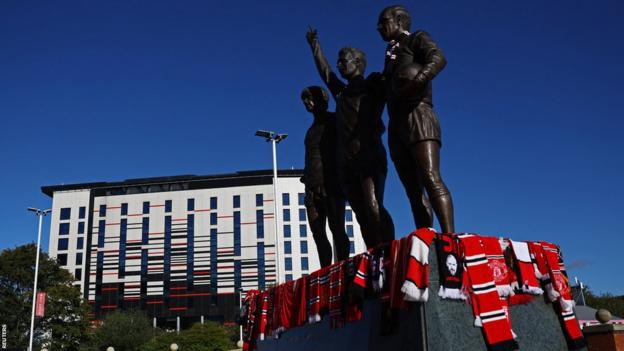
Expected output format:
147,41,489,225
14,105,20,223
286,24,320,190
141,322,234,351
0,243,90,350
87,310,156,351
584,287,624,319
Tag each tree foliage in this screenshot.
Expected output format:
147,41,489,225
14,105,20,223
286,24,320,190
141,322,234,351
0,243,90,350
85,310,157,351
584,287,624,319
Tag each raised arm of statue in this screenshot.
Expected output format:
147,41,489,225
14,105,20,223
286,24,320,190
306,27,345,97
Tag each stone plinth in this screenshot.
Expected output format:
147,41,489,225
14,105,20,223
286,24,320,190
255,241,588,351
584,324,624,351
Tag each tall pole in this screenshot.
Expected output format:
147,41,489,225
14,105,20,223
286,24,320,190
27,208,50,351
255,130,286,286
239,289,244,344
271,139,282,284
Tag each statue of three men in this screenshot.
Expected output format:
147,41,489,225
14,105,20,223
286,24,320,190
301,5,455,267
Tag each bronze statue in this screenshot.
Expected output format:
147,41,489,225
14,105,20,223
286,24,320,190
306,27,395,248
377,5,455,233
300,86,350,267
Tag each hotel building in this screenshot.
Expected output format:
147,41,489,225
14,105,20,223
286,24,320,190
41,169,364,324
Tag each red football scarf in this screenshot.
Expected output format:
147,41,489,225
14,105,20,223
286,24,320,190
389,235,411,309
309,266,330,323
528,241,559,302
401,228,436,302
242,290,260,351
329,261,345,328
510,240,543,295
353,251,371,290
458,234,518,351
482,236,514,298
436,233,467,300
533,242,586,350
292,275,308,328
372,247,386,293
272,281,296,336
309,269,321,323
345,255,364,323
257,291,269,340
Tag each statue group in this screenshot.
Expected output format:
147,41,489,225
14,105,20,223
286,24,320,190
301,5,455,268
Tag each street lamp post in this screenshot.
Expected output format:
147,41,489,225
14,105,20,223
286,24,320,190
27,207,51,351
237,288,244,348
255,130,287,285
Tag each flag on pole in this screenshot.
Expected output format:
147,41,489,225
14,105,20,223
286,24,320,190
35,292,46,317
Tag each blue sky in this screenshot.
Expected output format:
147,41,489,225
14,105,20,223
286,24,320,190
1,1,622,294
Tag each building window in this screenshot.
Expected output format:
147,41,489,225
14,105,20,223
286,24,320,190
346,225,354,237
143,201,150,214
99,204,106,217
284,241,292,254
121,203,128,216
60,208,71,220
256,194,263,207
282,193,290,206
77,222,84,234
298,193,305,206
345,209,353,222
187,198,195,211
233,195,240,209
59,223,70,235
76,252,83,265
141,218,148,245
283,209,290,222
77,237,84,250
300,241,308,254
285,274,293,282
58,238,69,251
301,257,309,271
234,212,241,256
350,241,355,255
299,224,307,237
210,197,217,209
57,254,67,266
78,206,86,219
210,212,217,225
75,268,82,280
234,260,242,291
285,257,292,271
283,224,291,238
165,200,172,213
299,209,306,221
210,228,219,291
256,210,264,238
257,243,265,289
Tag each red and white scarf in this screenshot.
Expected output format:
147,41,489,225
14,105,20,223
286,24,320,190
458,234,518,351
531,242,586,350
482,236,514,298
308,266,330,323
401,227,436,302
329,261,345,328
510,240,543,295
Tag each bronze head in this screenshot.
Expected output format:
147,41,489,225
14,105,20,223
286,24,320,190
301,86,329,113
337,47,366,80
378,5,412,42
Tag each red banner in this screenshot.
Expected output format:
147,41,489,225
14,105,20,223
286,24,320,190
35,292,46,317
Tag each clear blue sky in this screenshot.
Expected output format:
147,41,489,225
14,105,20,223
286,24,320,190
1,1,622,294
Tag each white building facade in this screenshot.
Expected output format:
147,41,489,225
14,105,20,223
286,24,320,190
42,170,364,322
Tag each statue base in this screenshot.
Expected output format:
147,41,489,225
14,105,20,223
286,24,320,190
256,243,588,351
